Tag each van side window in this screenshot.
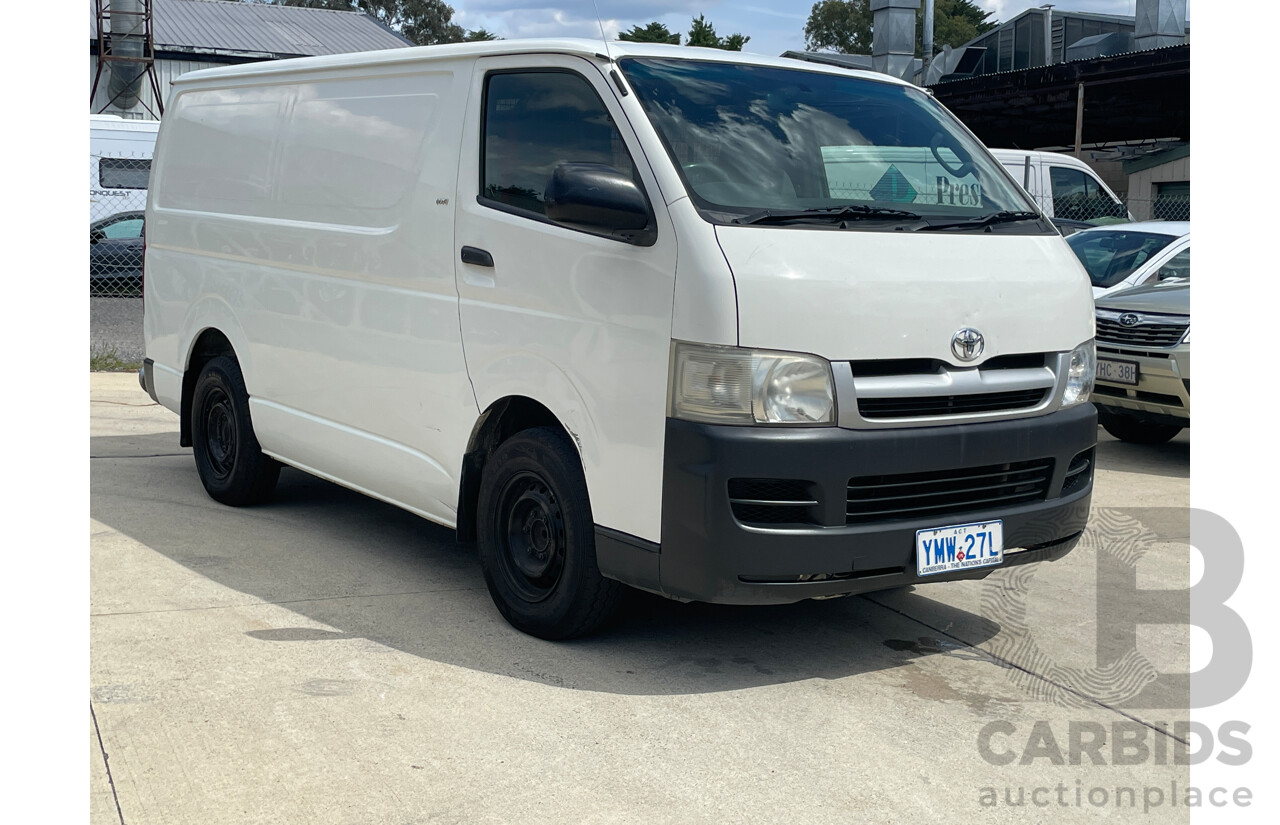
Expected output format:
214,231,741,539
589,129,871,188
481,71,638,217
1050,165,1123,222
99,157,152,190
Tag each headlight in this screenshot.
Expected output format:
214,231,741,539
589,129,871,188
670,342,835,425
1061,340,1095,408
1182,328,1190,344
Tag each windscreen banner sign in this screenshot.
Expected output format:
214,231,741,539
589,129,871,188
821,145,982,208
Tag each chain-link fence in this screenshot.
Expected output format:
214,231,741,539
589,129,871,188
90,153,150,298
1120,194,1190,223
1051,193,1190,224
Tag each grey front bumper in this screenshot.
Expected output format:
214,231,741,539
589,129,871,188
596,404,1096,604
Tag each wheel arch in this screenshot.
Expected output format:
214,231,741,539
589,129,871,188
456,396,577,543
179,327,236,448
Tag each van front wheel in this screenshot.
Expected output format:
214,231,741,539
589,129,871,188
477,427,622,640
191,355,280,505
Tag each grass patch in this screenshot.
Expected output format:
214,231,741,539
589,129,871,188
90,346,142,372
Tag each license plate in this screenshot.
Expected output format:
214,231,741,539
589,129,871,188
916,520,1004,577
1097,358,1139,386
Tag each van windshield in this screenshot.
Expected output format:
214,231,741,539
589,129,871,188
619,58,1043,229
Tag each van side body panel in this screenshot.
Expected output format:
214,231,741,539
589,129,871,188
147,60,479,525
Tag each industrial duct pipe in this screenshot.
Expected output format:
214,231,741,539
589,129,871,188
1135,0,1187,51
871,0,921,80
922,0,934,81
106,0,146,110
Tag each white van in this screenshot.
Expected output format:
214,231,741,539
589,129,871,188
90,114,160,221
141,41,1098,638
990,149,1130,225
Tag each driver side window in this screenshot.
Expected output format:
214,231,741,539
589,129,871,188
481,71,637,218
1155,248,1190,282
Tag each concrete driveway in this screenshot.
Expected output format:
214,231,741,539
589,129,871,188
90,372,1191,824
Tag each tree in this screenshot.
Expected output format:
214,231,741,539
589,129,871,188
804,0,872,54
258,1,470,46
617,22,681,45
803,0,997,56
685,14,750,51
686,14,719,48
463,28,501,42
920,0,996,54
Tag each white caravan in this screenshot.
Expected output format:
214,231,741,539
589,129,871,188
141,41,1098,638
90,114,160,220
990,149,1130,225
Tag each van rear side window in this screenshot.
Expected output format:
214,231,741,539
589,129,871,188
481,71,637,217
99,157,151,190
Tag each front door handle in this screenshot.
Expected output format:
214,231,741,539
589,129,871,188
461,246,494,267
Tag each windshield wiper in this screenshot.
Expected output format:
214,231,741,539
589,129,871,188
916,210,1044,232
732,205,922,226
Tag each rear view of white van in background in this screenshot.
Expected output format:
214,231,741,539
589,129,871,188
141,41,1098,639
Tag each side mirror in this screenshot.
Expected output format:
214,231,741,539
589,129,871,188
90,230,105,245
545,163,654,245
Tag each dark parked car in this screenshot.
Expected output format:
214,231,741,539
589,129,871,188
90,211,144,295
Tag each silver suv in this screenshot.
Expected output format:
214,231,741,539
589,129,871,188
1092,280,1190,444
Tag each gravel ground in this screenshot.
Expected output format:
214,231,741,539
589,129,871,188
90,297,144,363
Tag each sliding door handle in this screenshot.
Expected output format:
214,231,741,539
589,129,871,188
460,246,494,267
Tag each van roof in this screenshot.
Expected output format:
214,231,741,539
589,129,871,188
171,39,916,90
988,149,1096,169
89,115,161,133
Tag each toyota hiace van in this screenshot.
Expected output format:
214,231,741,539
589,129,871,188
141,41,1098,638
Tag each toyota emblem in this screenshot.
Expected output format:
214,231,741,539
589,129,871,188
1119,313,1141,327
951,328,985,362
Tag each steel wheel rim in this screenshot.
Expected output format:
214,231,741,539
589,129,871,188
202,387,236,480
497,471,566,603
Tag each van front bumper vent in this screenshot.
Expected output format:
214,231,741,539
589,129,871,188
728,478,820,526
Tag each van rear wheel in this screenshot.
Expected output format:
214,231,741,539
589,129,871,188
191,355,280,505
477,427,622,640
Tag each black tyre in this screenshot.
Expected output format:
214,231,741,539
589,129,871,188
476,427,622,640
1098,409,1183,445
191,355,281,505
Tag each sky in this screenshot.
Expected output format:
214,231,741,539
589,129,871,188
451,1,1191,58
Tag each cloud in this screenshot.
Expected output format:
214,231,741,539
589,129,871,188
454,1,720,40
462,1,707,20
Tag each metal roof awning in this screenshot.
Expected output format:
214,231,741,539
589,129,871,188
89,0,411,61
930,44,1189,149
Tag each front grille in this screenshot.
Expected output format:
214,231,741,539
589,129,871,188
846,459,1053,524
858,389,1046,419
1096,315,1189,348
728,478,819,526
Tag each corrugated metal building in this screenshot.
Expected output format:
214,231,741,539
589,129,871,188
90,0,411,118
954,7,1190,79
